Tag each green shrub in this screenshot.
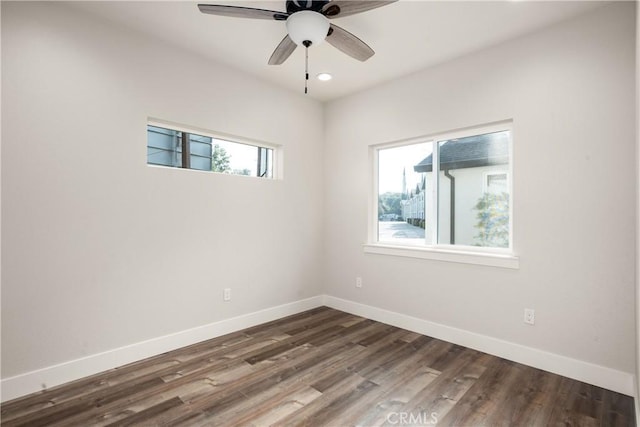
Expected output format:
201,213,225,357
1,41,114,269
474,192,509,248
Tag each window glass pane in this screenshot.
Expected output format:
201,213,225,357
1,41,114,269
213,139,272,177
147,126,181,167
188,155,211,171
265,149,273,178
189,139,212,157
436,130,510,248
147,125,274,178
187,134,213,171
257,146,272,178
377,142,432,245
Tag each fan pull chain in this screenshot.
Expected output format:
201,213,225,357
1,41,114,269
304,44,309,94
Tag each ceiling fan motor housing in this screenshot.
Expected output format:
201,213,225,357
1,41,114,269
286,0,330,14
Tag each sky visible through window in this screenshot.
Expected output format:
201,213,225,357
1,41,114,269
378,142,432,194
213,138,260,175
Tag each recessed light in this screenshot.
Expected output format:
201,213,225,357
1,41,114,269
317,73,332,81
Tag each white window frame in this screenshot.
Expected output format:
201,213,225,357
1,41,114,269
147,118,283,180
364,121,518,269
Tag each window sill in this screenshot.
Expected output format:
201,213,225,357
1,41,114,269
363,243,519,269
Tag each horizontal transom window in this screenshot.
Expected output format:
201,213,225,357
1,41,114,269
147,122,275,179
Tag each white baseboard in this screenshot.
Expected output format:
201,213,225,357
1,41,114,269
1,296,324,402
634,375,640,424
323,295,635,397
3,294,635,403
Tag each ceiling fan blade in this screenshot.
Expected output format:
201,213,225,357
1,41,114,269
322,1,397,18
198,4,289,21
326,24,375,62
268,35,297,65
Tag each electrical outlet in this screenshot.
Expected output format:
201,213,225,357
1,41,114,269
524,308,535,325
223,288,231,302
355,277,363,288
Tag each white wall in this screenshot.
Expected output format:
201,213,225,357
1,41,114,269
324,1,636,377
1,2,324,379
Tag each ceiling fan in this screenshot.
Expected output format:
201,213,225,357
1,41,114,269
198,0,397,93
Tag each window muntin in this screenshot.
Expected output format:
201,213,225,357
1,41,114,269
375,125,512,253
147,124,274,178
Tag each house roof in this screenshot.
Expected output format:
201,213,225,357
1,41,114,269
414,131,510,173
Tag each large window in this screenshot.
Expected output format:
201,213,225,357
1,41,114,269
372,123,513,257
147,123,274,178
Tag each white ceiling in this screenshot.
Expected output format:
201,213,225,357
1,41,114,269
70,0,608,102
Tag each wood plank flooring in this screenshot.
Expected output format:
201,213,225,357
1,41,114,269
1,307,635,426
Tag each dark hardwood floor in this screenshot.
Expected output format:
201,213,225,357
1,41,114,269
1,307,635,426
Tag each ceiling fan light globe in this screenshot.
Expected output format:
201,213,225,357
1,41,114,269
286,11,330,47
